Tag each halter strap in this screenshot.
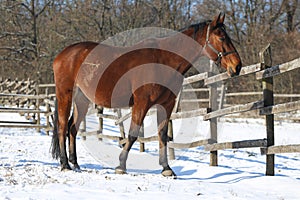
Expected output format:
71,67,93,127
202,23,237,66
193,24,200,40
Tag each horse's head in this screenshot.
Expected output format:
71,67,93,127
201,13,242,77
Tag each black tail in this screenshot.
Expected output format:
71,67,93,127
51,100,60,160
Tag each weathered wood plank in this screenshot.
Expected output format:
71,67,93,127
182,72,208,85
256,57,300,79
180,93,300,106
114,112,131,125
260,44,275,176
170,108,208,119
259,100,300,115
182,88,209,92
119,136,159,145
138,136,158,143
204,72,228,86
98,113,119,120
168,139,216,149
79,133,159,146
225,92,262,97
97,134,123,141
116,109,125,140
0,123,48,129
0,108,47,113
0,121,35,124
274,94,300,98
203,100,264,120
79,130,97,136
0,93,46,99
115,109,158,125
180,99,209,103
204,139,267,151
204,63,261,85
168,120,175,160
261,144,300,155
208,72,219,166
43,99,55,107
38,83,56,88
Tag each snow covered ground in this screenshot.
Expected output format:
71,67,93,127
0,111,300,199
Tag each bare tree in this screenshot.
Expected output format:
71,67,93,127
0,0,51,81
0,0,299,87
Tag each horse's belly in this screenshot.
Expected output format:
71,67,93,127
94,90,133,108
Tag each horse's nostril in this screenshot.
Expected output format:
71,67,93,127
236,64,242,75
228,67,235,77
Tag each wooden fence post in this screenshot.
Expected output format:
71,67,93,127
209,61,218,166
260,44,275,176
35,84,41,132
168,120,175,160
167,88,182,160
139,123,145,152
45,87,50,135
81,117,87,140
218,82,226,110
97,106,104,141
116,109,126,140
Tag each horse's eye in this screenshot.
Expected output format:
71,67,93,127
219,37,225,42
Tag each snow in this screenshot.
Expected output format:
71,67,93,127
0,111,300,200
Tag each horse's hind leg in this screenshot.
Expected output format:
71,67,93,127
156,100,176,177
55,90,73,170
68,88,90,170
115,101,150,174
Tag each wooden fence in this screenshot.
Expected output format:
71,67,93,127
0,79,53,134
81,44,300,176
1,45,299,176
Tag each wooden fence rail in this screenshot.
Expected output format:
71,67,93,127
1,45,299,176
80,45,299,176
0,81,54,134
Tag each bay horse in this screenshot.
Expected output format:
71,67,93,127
51,13,242,177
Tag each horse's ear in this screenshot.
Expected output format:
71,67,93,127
219,12,225,24
211,12,225,27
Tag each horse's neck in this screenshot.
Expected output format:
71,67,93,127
163,26,206,75
180,25,206,48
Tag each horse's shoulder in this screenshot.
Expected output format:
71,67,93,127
132,37,160,49
57,42,98,56
71,41,98,50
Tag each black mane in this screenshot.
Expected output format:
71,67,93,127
179,20,211,33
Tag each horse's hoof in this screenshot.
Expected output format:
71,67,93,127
61,164,72,171
115,166,127,175
161,169,177,179
72,164,81,172
61,167,72,172
73,167,81,172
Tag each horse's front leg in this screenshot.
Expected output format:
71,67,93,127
115,134,138,174
116,102,149,174
157,103,176,178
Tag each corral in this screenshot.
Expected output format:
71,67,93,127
1,45,299,176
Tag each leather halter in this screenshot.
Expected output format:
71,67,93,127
201,23,237,66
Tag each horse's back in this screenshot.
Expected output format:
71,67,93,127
53,42,98,88
53,41,98,70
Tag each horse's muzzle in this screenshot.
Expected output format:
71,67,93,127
228,64,242,77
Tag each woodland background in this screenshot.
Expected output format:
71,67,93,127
0,0,299,95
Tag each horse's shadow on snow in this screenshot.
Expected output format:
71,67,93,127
79,148,299,184
176,166,266,183
17,159,59,168
16,159,104,171
173,151,298,183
